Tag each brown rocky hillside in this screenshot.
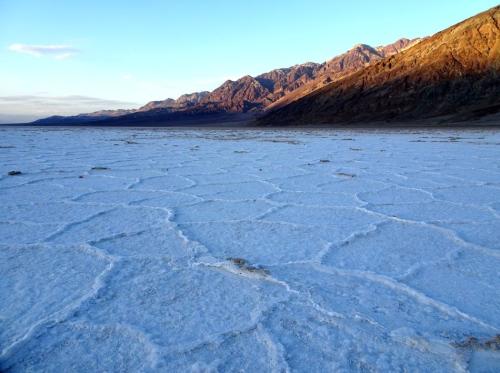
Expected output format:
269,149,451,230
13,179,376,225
258,6,500,125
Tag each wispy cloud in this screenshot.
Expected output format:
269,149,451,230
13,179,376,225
0,95,137,107
0,95,138,123
8,44,79,59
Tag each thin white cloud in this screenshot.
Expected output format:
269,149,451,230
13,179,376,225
0,94,138,123
8,44,79,59
0,95,137,107
121,73,134,81
54,52,75,60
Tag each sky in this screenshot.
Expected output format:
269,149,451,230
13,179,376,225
0,0,498,122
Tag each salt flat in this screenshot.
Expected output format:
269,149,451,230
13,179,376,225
0,126,499,372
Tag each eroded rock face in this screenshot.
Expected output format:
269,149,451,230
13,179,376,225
266,38,418,111
201,76,273,112
175,91,210,106
319,39,417,82
201,39,417,114
259,6,500,125
198,64,323,113
376,38,422,57
256,63,322,100
139,92,210,111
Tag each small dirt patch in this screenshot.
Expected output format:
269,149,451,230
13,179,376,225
228,257,270,276
453,335,500,351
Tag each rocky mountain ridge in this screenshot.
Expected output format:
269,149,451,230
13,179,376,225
34,38,417,124
258,6,500,125
267,38,421,111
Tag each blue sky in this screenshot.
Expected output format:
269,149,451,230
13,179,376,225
0,0,498,122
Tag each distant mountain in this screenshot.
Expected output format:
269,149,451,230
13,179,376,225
34,37,417,125
259,6,500,125
198,63,322,112
176,91,210,106
138,98,176,111
257,62,322,99
34,91,209,125
34,109,135,125
138,91,210,111
202,75,274,112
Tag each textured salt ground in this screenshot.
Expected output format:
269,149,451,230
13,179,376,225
0,127,499,372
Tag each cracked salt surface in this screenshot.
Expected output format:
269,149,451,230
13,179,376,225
0,127,499,372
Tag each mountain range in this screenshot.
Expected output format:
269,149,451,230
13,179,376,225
259,5,500,125
36,38,414,125
34,6,500,126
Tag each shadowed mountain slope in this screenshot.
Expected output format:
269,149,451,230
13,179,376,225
266,38,420,111
258,6,500,125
